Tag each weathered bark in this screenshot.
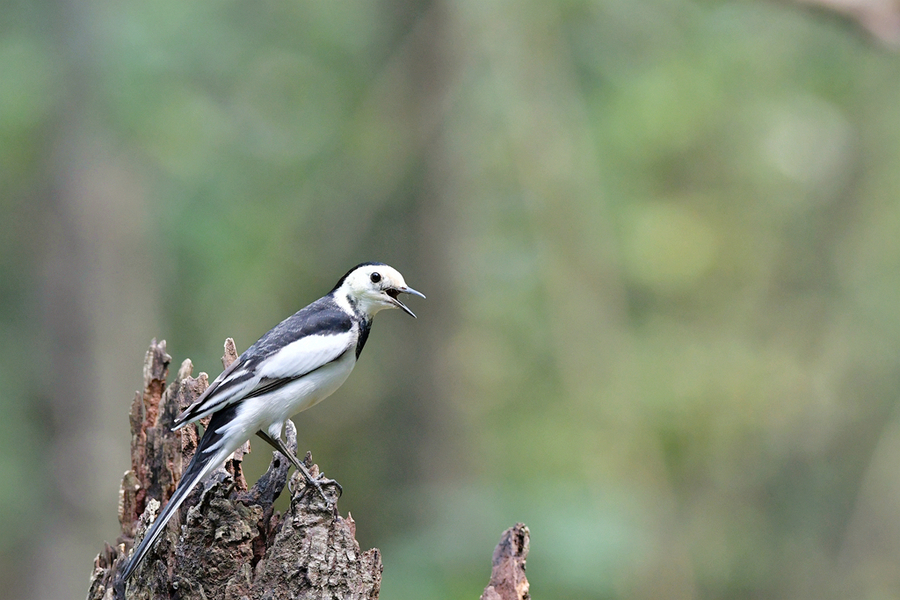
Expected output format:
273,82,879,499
87,339,382,600
481,524,531,600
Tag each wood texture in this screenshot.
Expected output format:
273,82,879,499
480,524,531,600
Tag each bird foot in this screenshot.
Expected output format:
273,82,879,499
289,469,342,508
307,475,342,505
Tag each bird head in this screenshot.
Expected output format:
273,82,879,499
334,262,425,318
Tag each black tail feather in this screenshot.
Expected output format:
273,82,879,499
120,403,241,582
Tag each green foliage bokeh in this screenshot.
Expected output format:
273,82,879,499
3,1,900,599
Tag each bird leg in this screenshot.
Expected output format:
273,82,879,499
255,430,342,503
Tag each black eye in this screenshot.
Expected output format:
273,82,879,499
370,272,381,283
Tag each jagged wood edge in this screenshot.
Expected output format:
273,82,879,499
480,523,531,600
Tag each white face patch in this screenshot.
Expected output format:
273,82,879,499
338,265,410,317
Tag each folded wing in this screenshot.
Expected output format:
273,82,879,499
174,330,354,428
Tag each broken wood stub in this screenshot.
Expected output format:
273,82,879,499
481,523,531,600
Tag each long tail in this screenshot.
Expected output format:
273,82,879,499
120,403,243,581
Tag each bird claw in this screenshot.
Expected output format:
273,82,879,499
306,475,342,506
290,470,342,507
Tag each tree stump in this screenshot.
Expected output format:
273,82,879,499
86,340,382,600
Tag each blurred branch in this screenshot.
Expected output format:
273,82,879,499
793,0,900,47
481,524,531,600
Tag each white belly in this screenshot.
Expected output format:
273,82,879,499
217,350,357,443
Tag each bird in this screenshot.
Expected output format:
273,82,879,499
119,262,424,582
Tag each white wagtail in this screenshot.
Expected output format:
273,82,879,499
120,262,424,581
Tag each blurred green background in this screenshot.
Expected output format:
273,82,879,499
3,0,900,598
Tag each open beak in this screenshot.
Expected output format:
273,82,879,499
387,286,426,318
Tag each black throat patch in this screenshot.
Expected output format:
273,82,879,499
355,318,372,358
